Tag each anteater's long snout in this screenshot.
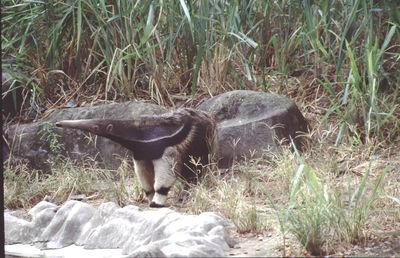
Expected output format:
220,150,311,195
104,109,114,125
55,120,98,131
55,120,83,128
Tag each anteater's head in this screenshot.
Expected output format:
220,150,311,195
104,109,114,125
55,118,186,142
55,117,190,160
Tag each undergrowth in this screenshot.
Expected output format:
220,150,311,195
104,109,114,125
3,158,141,209
3,135,399,256
280,157,388,255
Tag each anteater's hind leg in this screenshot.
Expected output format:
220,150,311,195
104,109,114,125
133,159,155,202
150,156,176,208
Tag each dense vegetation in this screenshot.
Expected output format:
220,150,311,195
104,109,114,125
3,0,399,256
2,0,399,143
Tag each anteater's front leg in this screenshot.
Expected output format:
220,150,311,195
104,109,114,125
133,159,155,202
150,157,176,207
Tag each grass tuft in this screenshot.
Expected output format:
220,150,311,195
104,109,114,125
270,143,393,255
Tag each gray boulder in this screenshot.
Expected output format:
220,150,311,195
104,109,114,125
76,201,121,246
37,200,96,249
122,210,232,257
81,204,145,249
3,101,167,171
198,90,309,168
4,213,33,244
4,201,58,245
4,201,233,257
29,201,59,241
4,91,309,171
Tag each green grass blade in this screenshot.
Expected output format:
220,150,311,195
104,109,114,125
288,163,304,210
179,0,193,31
336,0,361,72
350,162,371,204
141,2,155,45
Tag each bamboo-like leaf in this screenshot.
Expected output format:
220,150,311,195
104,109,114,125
377,24,396,62
141,3,155,45
191,42,205,93
336,0,361,72
345,40,361,91
237,31,258,48
179,0,192,28
76,0,82,55
105,48,120,97
350,162,371,204
304,164,322,197
288,163,304,210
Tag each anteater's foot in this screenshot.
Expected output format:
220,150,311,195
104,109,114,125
149,202,166,208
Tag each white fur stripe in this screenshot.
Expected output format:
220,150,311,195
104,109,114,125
152,158,176,187
134,124,185,143
152,193,167,206
152,157,176,205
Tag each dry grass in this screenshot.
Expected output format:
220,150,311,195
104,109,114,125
3,118,399,256
4,73,399,255
172,122,400,255
4,158,142,210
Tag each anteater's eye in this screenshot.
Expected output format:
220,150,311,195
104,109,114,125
93,125,99,132
106,124,113,133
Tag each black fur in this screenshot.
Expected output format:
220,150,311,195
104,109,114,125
149,202,166,208
155,187,171,196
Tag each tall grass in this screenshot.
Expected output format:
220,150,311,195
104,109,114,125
3,157,140,209
271,146,390,256
2,0,399,143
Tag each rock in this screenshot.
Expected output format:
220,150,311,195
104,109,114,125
29,201,58,240
4,201,233,257
4,201,59,245
82,205,144,249
4,213,33,244
29,201,58,218
3,101,168,171
198,90,309,168
122,209,231,257
77,202,121,246
4,91,309,171
37,200,96,249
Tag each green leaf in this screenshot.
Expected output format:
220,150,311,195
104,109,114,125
179,0,192,28
350,162,371,204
